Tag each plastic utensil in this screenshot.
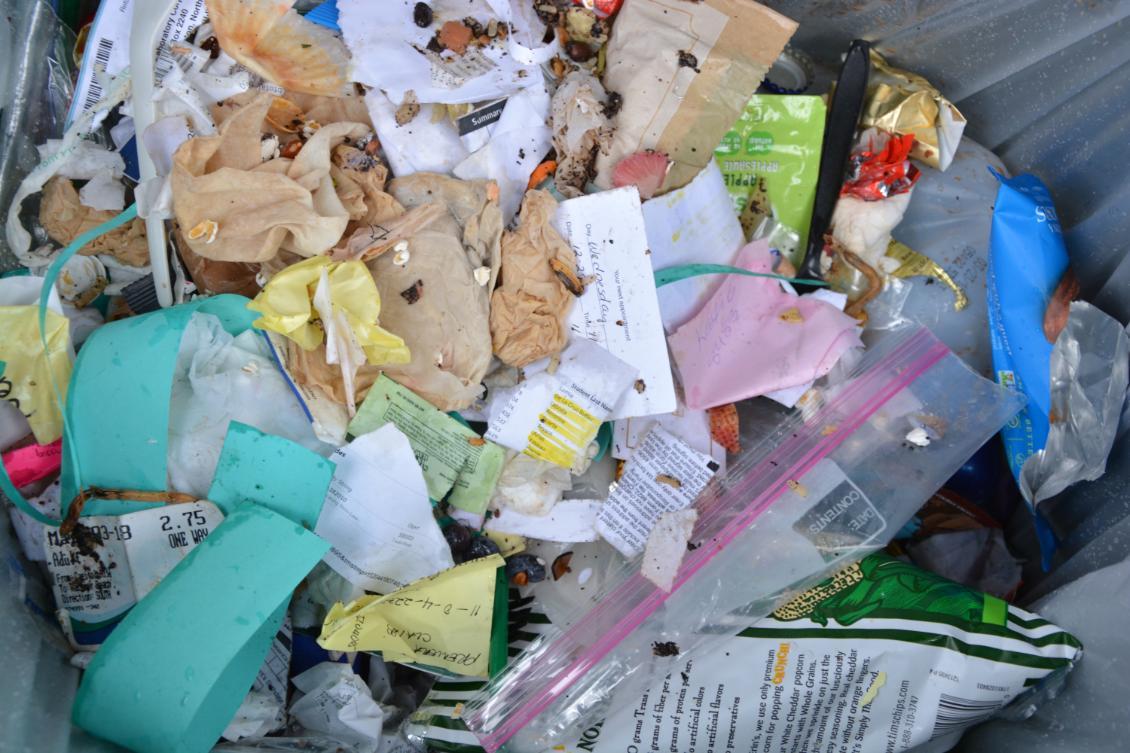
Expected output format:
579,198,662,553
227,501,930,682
130,0,178,308
797,39,871,282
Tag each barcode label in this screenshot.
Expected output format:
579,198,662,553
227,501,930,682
80,37,115,112
67,0,209,129
930,694,1002,739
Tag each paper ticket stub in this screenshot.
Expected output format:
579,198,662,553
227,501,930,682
44,500,224,623
349,374,505,514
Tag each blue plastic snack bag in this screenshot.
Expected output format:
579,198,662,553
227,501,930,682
986,168,1068,564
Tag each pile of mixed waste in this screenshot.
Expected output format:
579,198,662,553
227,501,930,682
2,1,1124,752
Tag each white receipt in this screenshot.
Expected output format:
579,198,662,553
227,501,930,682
255,617,292,706
486,338,637,469
642,162,745,332
596,427,717,557
555,187,678,419
316,425,454,595
43,500,224,622
68,0,208,129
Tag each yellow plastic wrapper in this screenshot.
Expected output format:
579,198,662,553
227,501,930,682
248,256,410,366
0,305,71,444
318,554,504,677
861,50,967,171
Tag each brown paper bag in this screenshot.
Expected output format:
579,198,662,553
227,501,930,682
595,0,796,192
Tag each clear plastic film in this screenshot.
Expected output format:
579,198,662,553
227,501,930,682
1020,301,1130,508
462,326,1026,751
0,0,76,271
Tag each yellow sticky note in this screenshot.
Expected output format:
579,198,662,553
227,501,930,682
247,256,410,365
318,554,504,677
0,306,71,444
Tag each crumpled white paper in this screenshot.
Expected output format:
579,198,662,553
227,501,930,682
490,451,573,516
289,663,390,753
222,689,285,743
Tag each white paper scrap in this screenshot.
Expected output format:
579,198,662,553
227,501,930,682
339,0,556,105
596,427,716,558
642,508,698,591
555,187,677,418
316,425,455,595
43,500,224,623
642,162,745,333
486,500,603,543
486,338,637,469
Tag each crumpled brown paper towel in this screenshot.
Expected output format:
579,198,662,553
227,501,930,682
367,229,492,411
172,92,368,263
39,177,149,267
490,190,576,367
389,172,503,291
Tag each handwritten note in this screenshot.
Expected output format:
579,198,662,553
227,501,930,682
597,428,717,558
318,554,504,678
555,187,677,419
667,242,862,409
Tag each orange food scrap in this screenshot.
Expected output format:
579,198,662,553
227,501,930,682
708,403,741,454
438,21,473,54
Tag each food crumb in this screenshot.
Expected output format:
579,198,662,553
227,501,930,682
400,279,424,304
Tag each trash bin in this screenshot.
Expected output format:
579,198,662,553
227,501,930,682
2,1,1128,752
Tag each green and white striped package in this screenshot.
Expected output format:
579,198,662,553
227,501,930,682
405,592,555,752
561,554,1081,753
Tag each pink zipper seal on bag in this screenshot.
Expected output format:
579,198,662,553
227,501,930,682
465,327,950,752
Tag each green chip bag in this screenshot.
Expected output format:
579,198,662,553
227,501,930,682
715,94,826,266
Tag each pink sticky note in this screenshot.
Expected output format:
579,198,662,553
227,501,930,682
668,241,863,410
2,439,62,489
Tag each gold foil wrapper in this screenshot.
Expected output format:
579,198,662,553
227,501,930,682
886,240,968,311
862,51,967,170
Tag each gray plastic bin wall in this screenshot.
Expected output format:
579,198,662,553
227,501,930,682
2,1,1129,751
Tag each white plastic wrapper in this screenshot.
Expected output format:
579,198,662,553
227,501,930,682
167,313,335,498
289,663,390,753
290,562,365,631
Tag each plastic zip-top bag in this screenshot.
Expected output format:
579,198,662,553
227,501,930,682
463,325,1026,751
